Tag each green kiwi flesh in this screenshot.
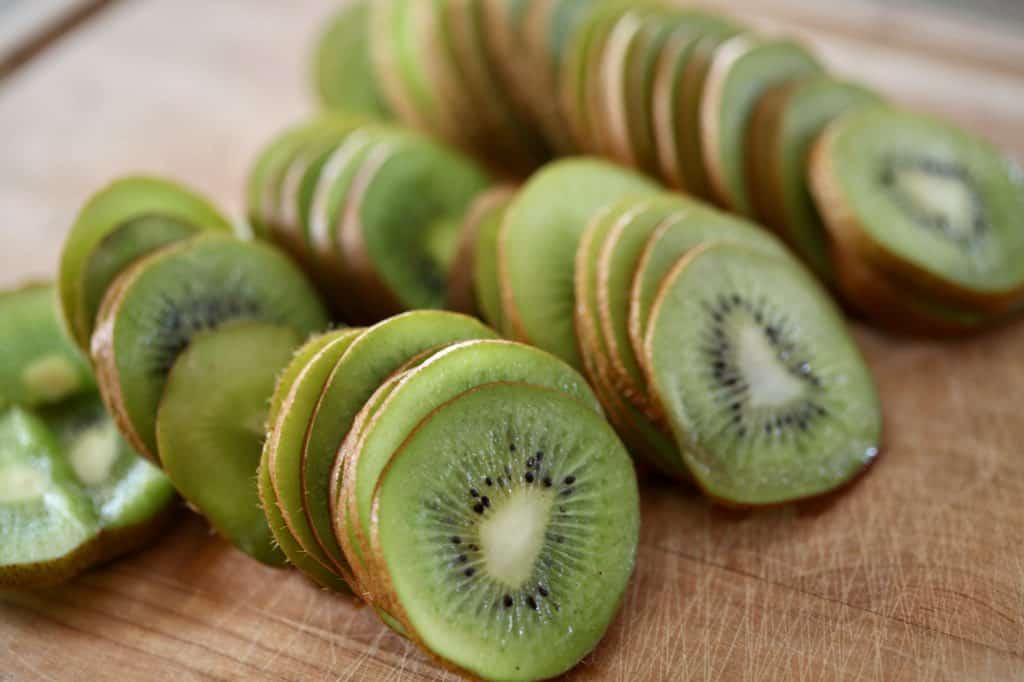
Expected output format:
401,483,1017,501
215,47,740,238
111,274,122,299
313,0,392,118
0,284,93,408
499,158,658,368
91,233,328,462
156,322,299,565
469,187,516,330
372,382,638,681
645,242,881,505
59,176,232,351
0,408,99,588
810,106,1024,310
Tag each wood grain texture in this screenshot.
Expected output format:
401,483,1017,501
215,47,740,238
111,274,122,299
1,1,1023,680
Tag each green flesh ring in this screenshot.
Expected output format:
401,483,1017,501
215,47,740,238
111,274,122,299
59,176,232,351
0,408,99,588
157,322,300,566
645,242,881,505
499,158,658,368
0,284,94,408
92,233,328,461
314,0,392,118
372,382,638,681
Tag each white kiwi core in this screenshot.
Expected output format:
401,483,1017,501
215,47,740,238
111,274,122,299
897,167,975,239
22,355,81,403
69,422,120,486
479,487,554,588
737,322,806,408
0,464,49,503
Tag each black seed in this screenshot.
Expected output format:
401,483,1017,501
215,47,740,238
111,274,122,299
555,535,564,543
509,443,516,452
503,595,513,608
542,476,552,488
481,496,490,508
457,554,467,563
561,488,573,497
473,503,485,514
451,537,461,545
527,597,538,610
535,452,544,461
464,568,475,577
470,489,479,498
526,457,536,468
564,476,576,485
525,471,535,483
730,402,741,412
764,423,772,434
538,585,549,597
731,294,741,305
497,477,505,487
485,477,493,486
468,544,479,552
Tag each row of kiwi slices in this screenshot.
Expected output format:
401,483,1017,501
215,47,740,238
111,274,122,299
462,158,883,506
1,283,177,588
246,116,493,323
259,311,639,680
315,0,1024,334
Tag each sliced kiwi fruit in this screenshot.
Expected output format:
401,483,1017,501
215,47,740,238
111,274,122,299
447,185,517,321
264,328,365,580
59,177,232,351
91,233,329,462
644,242,881,505
313,0,392,118
156,322,300,565
701,36,823,214
747,76,882,279
338,132,491,316
41,393,176,564
499,158,658,367
809,106,1024,314
629,207,789,364
370,381,639,680
0,284,93,408
259,331,354,592
0,408,99,588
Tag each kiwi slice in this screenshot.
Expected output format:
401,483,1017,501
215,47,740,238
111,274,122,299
644,242,881,505
499,158,658,367
447,185,517,321
0,408,99,588
59,177,232,351
747,76,882,279
264,328,365,580
0,284,93,408
259,331,354,592
41,393,176,563
370,382,639,680
156,322,300,565
338,132,491,316
313,0,392,118
91,233,328,462
701,36,823,214
628,207,789,364
809,106,1024,314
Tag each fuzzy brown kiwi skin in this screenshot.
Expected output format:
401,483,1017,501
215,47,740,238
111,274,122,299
0,541,100,590
808,118,1024,316
446,185,518,317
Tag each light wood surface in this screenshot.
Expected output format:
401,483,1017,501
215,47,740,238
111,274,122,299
1,1,1023,680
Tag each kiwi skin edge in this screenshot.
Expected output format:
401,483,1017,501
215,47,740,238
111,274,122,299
808,116,1024,316
446,185,518,317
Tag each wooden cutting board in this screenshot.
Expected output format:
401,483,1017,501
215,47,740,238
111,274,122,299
1,1,1022,679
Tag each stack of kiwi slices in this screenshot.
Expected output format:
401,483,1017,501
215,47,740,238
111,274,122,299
246,116,495,323
0,283,176,588
489,158,883,505
313,0,1024,334
258,310,639,679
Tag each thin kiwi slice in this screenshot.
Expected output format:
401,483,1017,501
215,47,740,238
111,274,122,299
644,242,881,506
260,331,354,592
370,382,639,680
0,284,93,408
747,76,882,279
498,158,658,368
809,106,1024,314
628,207,789,365
338,132,491,316
701,36,823,214
0,408,99,588
156,322,300,565
59,177,232,351
41,393,176,563
91,233,328,462
448,185,515,317
313,0,392,118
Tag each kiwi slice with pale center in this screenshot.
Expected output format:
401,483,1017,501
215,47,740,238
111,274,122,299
809,106,1024,313
0,284,93,408
371,381,638,680
701,36,823,214
0,408,99,588
59,177,232,351
156,322,300,565
498,158,658,367
91,233,329,462
644,242,881,505
747,76,882,279
313,0,392,118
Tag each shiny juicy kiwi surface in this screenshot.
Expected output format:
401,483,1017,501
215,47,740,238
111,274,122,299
372,382,638,681
645,242,881,505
